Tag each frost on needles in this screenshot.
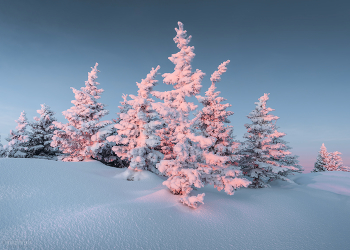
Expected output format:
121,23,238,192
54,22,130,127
194,60,250,196
27,104,61,159
51,63,111,162
153,22,250,208
239,94,302,188
5,111,30,158
107,66,166,179
312,143,347,172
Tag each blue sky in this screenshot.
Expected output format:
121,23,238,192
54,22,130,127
0,0,349,172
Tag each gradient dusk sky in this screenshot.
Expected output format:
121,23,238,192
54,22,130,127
0,0,349,172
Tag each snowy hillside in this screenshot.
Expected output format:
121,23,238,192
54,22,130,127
1,159,350,250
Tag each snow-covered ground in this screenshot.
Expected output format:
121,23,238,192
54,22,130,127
1,158,349,250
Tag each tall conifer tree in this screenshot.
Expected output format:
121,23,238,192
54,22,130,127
51,63,110,161
152,21,205,161
154,23,249,208
194,60,250,196
152,22,211,207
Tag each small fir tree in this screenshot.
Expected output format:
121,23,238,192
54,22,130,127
312,143,330,172
328,151,343,171
51,63,111,161
6,111,30,158
107,66,165,178
240,94,299,188
27,104,60,159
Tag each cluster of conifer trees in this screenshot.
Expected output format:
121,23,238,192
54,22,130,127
313,143,348,172
5,22,347,207
0,105,60,160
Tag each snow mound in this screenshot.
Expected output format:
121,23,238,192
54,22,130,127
294,171,350,196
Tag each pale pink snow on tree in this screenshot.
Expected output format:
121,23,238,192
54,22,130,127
151,22,213,208
51,63,111,161
107,66,165,177
152,21,205,161
312,143,331,172
328,151,343,171
154,23,249,208
313,144,346,172
194,60,250,196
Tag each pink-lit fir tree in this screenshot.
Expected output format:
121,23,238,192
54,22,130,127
152,22,210,208
51,63,111,161
107,66,165,179
152,21,205,161
312,143,330,172
153,22,249,208
194,60,250,195
328,151,343,171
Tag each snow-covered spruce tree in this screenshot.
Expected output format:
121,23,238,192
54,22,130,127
240,94,300,188
151,22,210,207
153,22,248,208
51,63,111,161
6,111,30,158
107,66,165,179
329,150,349,172
27,104,60,159
328,151,343,171
194,60,250,195
152,22,205,161
312,143,330,172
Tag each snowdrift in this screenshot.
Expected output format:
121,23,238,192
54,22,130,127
1,158,350,249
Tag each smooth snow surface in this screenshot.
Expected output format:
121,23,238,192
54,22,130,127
1,159,350,250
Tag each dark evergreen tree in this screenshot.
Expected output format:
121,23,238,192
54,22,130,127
240,94,301,188
312,143,330,172
27,104,60,159
6,111,30,158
